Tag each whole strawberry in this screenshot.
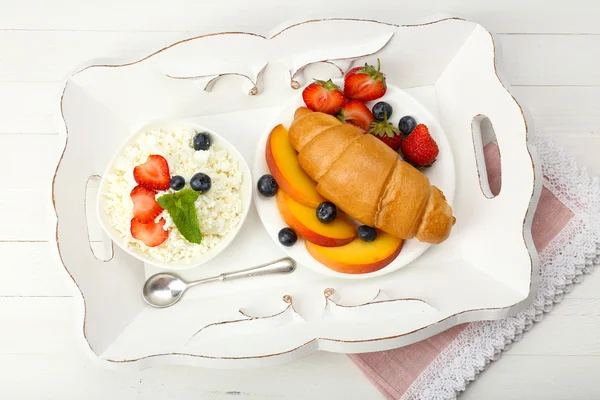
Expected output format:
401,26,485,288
400,124,439,167
302,79,346,115
368,111,402,150
344,59,387,101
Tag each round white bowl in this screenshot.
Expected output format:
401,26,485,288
96,120,252,270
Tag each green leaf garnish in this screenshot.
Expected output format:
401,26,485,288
157,189,203,244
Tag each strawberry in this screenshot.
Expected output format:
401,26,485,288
302,79,346,114
133,155,171,191
130,217,168,247
343,59,387,101
130,185,164,224
336,100,375,133
400,124,439,167
368,111,402,150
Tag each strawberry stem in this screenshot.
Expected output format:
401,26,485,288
313,78,341,92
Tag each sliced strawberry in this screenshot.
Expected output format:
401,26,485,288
302,79,346,114
336,100,375,133
133,155,171,191
343,59,387,101
131,185,163,224
130,217,168,247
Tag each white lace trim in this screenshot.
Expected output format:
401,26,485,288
402,132,600,400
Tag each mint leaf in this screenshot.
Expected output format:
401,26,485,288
175,188,200,204
157,189,202,244
156,194,176,210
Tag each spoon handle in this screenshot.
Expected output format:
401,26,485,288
220,257,296,282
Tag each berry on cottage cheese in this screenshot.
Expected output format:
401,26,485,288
103,126,243,264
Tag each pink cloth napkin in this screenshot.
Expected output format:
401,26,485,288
349,144,574,399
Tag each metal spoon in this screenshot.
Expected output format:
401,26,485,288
142,257,296,308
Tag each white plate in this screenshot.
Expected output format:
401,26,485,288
96,120,253,270
253,84,455,279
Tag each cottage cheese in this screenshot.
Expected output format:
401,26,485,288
103,126,243,264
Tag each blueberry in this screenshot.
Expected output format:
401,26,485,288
190,172,211,192
372,102,393,121
278,227,297,247
193,132,211,151
357,225,377,242
169,175,185,191
399,116,417,136
257,174,278,197
316,202,337,223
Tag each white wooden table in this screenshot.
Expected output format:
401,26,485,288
3,1,600,398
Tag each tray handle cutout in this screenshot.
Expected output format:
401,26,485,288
85,175,114,262
471,114,501,198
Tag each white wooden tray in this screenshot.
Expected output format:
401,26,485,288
52,17,541,369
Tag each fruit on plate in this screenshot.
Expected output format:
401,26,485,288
398,115,417,136
357,225,377,242
400,124,439,167
316,201,337,224
130,217,168,247
257,174,279,197
265,124,327,207
288,107,455,245
305,231,403,274
372,101,393,121
276,190,356,247
343,59,387,101
130,185,163,224
302,79,346,115
133,155,171,191
336,100,375,133
368,110,403,150
278,227,298,247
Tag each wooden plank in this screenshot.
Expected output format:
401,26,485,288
499,35,600,86
0,82,63,134
0,298,78,355
462,355,600,400
0,30,182,82
0,190,54,241
0,134,62,240
511,86,600,134
0,352,382,399
0,0,598,34
0,242,70,297
0,134,63,189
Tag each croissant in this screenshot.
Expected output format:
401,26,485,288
288,107,455,244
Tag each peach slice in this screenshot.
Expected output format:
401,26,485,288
266,124,326,207
306,232,403,274
276,190,356,247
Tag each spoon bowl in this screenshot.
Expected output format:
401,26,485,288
143,273,188,308
142,257,296,308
